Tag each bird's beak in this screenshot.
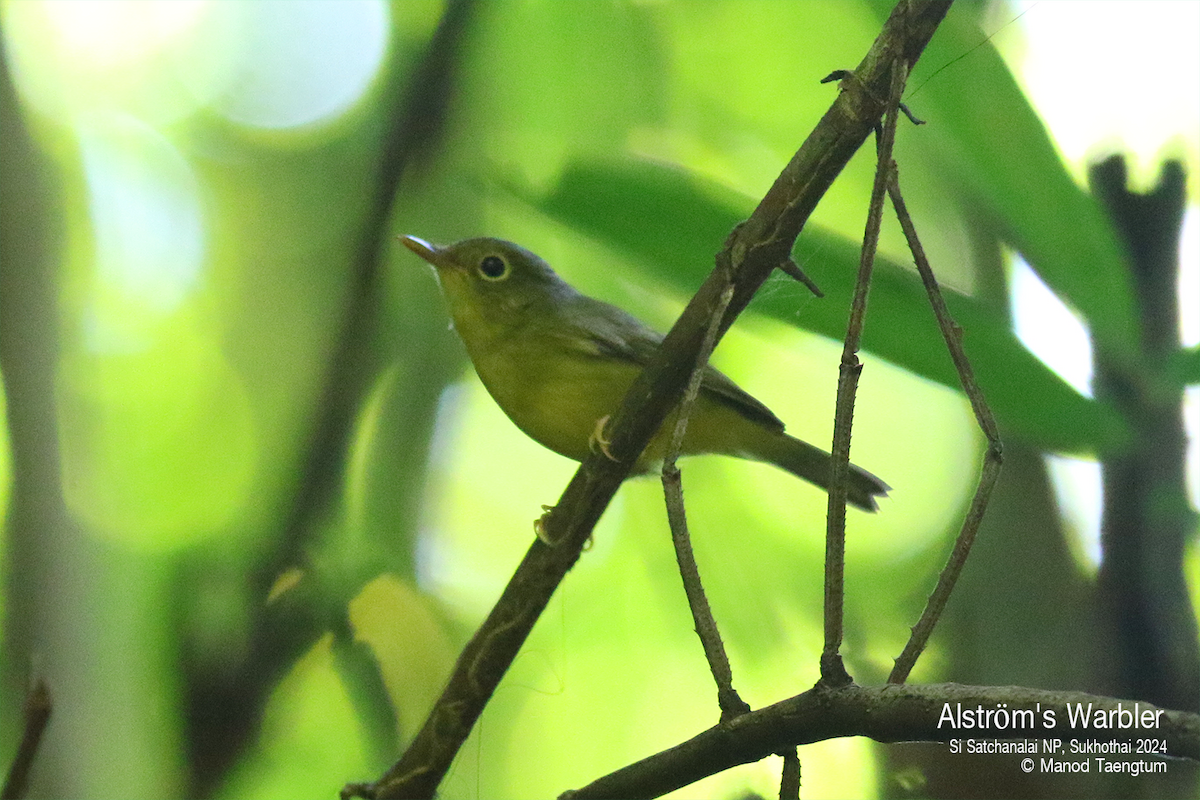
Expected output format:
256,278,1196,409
399,235,446,267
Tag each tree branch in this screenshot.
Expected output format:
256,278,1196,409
778,747,800,800
564,684,1199,799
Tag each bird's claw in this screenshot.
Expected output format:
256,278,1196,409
534,504,555,545
588,415,618,461
534,505,593,550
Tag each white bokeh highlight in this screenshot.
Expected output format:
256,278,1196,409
1016,1,1200,182
211,0,390,130
78,114,205,351
1010,257,1093,399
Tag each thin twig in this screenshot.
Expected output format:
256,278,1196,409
821,57,909,686
662,282,749,722
778,748,800,800
885,165,1002,684
778,258,824,297
664,285,734,464
2,680,51,800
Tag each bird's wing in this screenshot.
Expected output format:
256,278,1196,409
554,294,785,432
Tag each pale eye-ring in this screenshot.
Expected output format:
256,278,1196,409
479,255,509,280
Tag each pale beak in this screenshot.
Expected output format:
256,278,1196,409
399,235,446,267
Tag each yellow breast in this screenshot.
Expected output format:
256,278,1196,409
470,336,641,463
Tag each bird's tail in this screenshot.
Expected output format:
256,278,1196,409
750,430,889,512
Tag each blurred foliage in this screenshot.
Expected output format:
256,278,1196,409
1,1,1196,799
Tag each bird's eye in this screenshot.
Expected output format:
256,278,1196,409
479,255,509,281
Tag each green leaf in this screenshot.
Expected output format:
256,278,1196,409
1171,345,1200,386
512,157,1126,455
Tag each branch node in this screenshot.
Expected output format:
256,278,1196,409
898,101,925,126
819,68,854,85
818,652,854,688
778,257,824,297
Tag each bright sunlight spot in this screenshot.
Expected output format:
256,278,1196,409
1045,455,1103,571
79,114,205,352
1015,0,1200,187
1009,256,1093,399
2,0,390,131
210,0,390,130
2,0,213,123
40,0,205,70
1184,209,1200,511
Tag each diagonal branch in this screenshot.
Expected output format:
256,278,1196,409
345,3,953,798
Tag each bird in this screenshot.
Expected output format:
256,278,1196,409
401,234,888,514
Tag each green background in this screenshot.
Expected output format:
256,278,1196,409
1,1,1197,798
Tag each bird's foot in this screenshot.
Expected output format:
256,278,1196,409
588,415,618,461
534,504,592,550
534,504,555,545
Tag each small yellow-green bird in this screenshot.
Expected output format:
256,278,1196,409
402,235,888,511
